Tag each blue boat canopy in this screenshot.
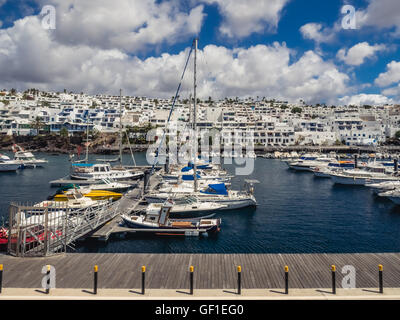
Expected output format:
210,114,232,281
200,183,228,196
182,174,201,181
71,163,94,167
181,166,192,172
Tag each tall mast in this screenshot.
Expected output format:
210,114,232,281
119,88,123,166
85,117,89,163
193,38,198,192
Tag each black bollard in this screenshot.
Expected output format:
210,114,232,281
142,266,146,295
379,265,383,294
331,265,336,294
284,266,289,294
94,265,98,295
46,265,50,294
0,264,3,294
190,266,194,295
237,266,242,295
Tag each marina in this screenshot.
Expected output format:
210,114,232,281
2,151,400,254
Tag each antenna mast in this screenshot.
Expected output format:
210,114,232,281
193,38,198,192
119,88,123,166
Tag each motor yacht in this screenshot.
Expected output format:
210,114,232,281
121,201,221,236
330,165,399,185
0,154,21,172
70,163,141,181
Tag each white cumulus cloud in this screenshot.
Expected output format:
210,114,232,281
0,14,351,104
337,42,386,66
375,61,400,87
202,0,290,38
338,94,395,106
33,0,205,53
357,0,400,36
299,23,337,44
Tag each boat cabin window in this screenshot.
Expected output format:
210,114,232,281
145,215,158,222
94,167,99,172
369,167,385,173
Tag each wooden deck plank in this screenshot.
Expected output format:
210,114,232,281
2,253,400,289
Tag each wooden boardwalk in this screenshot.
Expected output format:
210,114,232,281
88,174,162,241
1,253,400,289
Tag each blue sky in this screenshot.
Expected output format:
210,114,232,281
0,0,399,105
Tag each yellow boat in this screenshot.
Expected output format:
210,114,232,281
54,189,122,202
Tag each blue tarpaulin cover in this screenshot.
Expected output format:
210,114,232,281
182,174,201,181
200,183,228,196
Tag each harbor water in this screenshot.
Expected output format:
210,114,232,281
1,152,400,253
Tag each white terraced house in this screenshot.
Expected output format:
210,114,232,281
0,90,399,148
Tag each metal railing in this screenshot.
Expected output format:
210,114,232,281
8,201,120,257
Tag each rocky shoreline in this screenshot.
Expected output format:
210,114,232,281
0,133,149,154
2,133,400,155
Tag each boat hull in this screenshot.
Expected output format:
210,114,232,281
0,163,20,172
145,195,256,210
121,216,220,235
331,175,398,185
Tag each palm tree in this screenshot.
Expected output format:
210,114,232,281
30,116,45,136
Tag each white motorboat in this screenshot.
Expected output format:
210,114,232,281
146,181,258,210
365,181,400,194
0,154,21,172
12,144,47,168
288,155,336,172
14,151,47,168
162,168,232,182
312,161,355,178
168,196,227,217
36,190,109,209
70,163,141,181
377,189,400,204
330,165,399,185
122,201,221,236
89,178,132,192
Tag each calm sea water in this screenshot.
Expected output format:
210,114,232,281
1,152,400,253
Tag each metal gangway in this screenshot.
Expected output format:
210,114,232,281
7,200,121,257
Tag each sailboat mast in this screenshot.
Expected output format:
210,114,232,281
119,88,123,166
193,38,198,192
85,117,89,163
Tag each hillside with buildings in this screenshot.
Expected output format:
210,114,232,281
1,89,400,152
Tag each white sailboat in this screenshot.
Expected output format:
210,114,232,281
145,38,258,211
